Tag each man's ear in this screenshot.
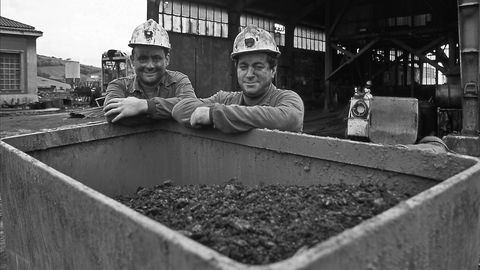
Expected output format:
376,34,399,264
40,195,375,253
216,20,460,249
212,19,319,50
165,53,170,67
271,65,277,78
130,47,135,61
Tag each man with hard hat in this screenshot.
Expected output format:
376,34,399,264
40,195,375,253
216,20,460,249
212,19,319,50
103,19,196,124
172,25,304,133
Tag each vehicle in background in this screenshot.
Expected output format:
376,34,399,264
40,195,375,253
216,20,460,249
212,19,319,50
101,49,134,93
96,49,134,106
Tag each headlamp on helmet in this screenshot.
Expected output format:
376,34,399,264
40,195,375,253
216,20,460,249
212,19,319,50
129,19,171,49
231,25,281,59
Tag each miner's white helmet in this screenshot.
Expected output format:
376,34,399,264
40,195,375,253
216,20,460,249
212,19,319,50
231,25,280,59
129,19,171,49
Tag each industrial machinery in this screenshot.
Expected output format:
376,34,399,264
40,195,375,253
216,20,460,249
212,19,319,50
346,83,372,141
101,49,134,92
347,82,419,145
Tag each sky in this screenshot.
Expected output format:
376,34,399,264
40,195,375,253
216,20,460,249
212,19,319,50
1,0,147,67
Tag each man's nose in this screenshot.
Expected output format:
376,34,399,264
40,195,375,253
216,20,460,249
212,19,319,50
246,66,255,77
145,59,155,68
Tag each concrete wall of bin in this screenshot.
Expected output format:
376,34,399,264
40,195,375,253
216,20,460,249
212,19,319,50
0,122,479,270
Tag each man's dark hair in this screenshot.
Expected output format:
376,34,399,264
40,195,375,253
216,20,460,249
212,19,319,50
131,47,170,58
233,52,279,69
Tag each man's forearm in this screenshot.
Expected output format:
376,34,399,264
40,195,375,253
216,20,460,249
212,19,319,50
172,98,206,124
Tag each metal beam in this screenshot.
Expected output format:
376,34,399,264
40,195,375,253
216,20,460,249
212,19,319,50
330,43,355,59
332,24,456,42
417,36,448,54
147,0,161,22
232,0,255,12
328,0,352,36
435,47,450,68
326,38,380,80
289,0,325,25
390,38,448,74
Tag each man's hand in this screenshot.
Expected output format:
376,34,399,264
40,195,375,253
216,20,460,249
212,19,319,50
103,97,148,123
190,106,212,127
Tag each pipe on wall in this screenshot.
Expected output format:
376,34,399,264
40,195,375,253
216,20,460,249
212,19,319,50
457,0,480,135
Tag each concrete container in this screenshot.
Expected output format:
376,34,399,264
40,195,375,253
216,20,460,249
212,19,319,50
1,122,480,270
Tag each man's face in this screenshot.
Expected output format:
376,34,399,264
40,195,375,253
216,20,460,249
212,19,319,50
237,53,276,97
132,45,169,86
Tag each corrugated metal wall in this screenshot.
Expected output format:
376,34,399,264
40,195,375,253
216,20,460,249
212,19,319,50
168,32,234,98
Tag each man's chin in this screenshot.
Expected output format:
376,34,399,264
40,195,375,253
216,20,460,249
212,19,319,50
141,76,161,85
243,89,260,97
242,84,257,91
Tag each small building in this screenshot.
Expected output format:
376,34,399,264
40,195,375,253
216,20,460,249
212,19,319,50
0,16,43,106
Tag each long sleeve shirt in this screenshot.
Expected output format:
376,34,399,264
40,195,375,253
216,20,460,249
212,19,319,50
104,70,196,124
172,84,304,133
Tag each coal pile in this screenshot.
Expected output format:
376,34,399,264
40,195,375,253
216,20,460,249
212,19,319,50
116,181,409,265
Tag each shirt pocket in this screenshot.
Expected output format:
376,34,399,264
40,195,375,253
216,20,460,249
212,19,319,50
158,85,175,98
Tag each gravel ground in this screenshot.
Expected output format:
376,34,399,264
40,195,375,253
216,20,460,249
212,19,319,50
116,180,409,265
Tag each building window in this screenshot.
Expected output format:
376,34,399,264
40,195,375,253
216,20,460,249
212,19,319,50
0,52,21,91
159,0,228,38
387,14,432,27
294,26,325,52
421,50,446,85
240,14,285,46
422,63,436,85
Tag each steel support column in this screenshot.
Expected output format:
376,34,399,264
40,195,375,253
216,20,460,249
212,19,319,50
324,0,332,112
283,23,295,89
147,0,160,22
458,0,480,135
445,0,480,157
228,10,241,90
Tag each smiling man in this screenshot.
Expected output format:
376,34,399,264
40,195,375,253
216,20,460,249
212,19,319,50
103,19,196,125
172,25,304,133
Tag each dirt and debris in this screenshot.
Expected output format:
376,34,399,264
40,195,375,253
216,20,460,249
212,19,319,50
0,107,105,138
116,180,409,265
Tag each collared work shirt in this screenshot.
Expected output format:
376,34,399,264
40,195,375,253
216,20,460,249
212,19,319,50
172,84,304,133
104,70,196,123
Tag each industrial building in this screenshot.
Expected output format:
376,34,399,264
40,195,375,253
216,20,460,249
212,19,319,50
145,0,479,156
0,16,42,105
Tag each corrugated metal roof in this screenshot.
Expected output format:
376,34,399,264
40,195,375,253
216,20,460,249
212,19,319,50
0,16,43,35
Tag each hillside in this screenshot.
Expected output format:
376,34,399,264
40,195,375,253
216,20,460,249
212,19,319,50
37,55,102,83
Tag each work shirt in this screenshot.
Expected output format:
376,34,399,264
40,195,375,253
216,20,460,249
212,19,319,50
104,70,196,124
172,84,304,133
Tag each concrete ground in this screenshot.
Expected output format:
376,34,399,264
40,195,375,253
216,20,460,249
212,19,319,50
0,107,106,138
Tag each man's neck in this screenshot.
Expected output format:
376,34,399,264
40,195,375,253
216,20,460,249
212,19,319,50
242,84,273,106
138,80,161,92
